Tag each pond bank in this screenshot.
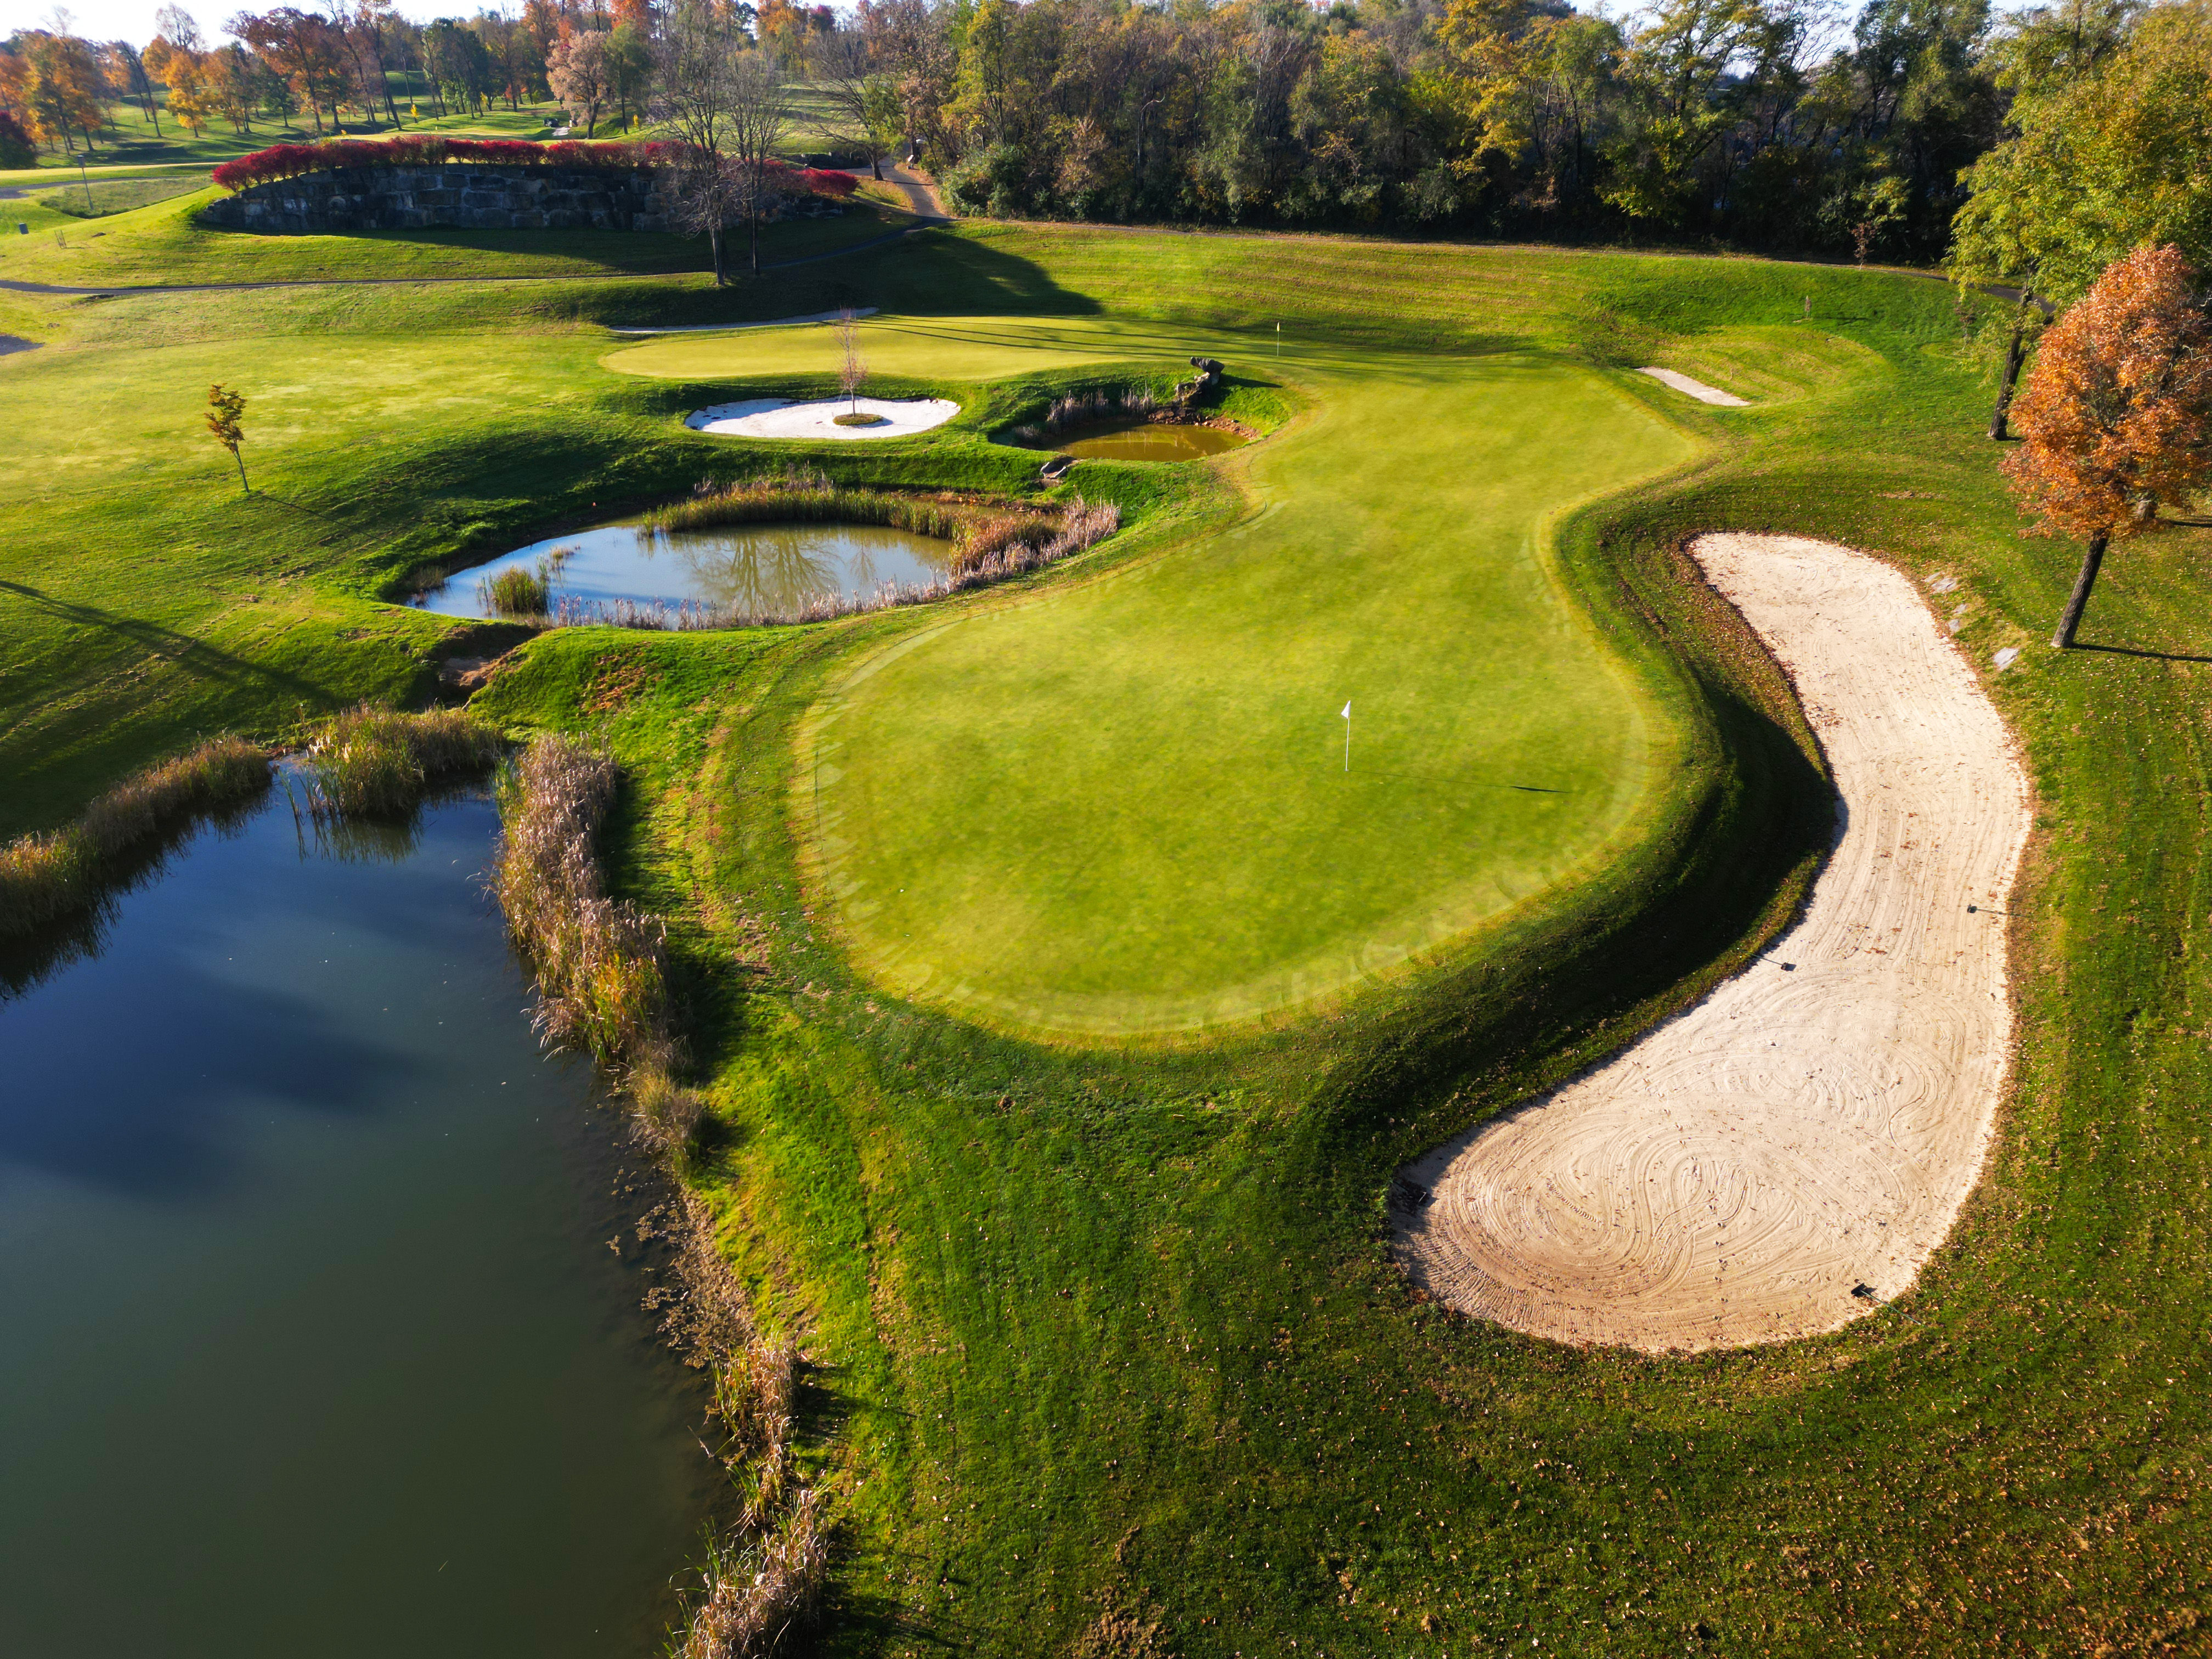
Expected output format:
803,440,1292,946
0,781,713,1657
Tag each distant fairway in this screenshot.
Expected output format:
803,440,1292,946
610,315,1696,1035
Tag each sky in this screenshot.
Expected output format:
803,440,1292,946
12,0,2051,54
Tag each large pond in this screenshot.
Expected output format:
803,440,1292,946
1013,417,1249,463
413,521,955,620
0,782,712,1657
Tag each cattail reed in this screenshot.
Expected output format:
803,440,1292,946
487,735,671,1065
302,706,501,819
487,741,836,1656
0,737,269,935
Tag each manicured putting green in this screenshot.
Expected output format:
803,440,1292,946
610,318,1696,1036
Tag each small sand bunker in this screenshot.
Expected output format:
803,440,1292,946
685,397,958,440
1639,367,1750,407
1395,533,2029,1352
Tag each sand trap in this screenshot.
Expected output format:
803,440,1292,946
1394,533,2029,1352
1640,367,1750,407
685,396,958,441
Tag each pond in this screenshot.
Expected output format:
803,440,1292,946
1015,417,1249,463
413,521,955,620
0,782,712,1658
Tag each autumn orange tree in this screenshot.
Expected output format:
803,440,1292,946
2003,242,2212,648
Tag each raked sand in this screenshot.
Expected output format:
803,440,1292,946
685,396,958,440
1394,533,2030,1352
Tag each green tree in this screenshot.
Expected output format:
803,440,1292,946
1602,0,1770,224
1953,0,2212,306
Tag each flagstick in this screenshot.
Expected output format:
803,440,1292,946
1343,705,1351,771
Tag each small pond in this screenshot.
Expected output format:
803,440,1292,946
0,782,712,1657
413,521,955,620
1014,417,1249,463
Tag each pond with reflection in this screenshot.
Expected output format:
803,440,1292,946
0,783,712,1658
414,521,955,619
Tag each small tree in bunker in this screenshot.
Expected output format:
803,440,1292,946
206,382,250,493
837,307,866,415
2002,244,2212,649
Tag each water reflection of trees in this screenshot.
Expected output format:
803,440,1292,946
657,524,945,613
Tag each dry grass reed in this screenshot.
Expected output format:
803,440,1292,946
302,706,503,819
487,735,673,1065
0,737,269,936
487,733,831,1655
678,1485,831,1659
482,565,551,616
643,465,977,544
477,545,574,618
1008,383,1163,446
652,1192,827,1659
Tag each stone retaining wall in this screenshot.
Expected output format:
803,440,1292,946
200,163,675,233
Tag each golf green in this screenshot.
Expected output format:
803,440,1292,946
611,317,1698,1035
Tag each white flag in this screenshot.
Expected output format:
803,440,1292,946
1340,701,1351,718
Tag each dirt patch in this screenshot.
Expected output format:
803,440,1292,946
1394,533,2030,1352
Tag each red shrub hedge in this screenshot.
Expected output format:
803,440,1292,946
211,136,859,200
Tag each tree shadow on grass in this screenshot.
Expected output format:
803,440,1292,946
2073,640,2212,664
0,579,323,699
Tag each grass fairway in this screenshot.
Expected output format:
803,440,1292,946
10,217,2212,1658
639,321,1694,1033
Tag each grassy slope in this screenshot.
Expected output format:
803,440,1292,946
483,233,2212,1655
6,221,2208,1656
0,181,914,287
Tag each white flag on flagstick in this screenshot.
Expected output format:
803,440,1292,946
1340,701,1351,718
1341,701,1352,771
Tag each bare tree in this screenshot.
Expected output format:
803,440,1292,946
725,48,788,278
837,306,865,414
801,25,895,180
653,0,748,284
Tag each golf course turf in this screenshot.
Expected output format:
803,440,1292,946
6,195,2212,1658
651,320,1700,1035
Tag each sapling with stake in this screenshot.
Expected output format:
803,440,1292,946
205,382,249,492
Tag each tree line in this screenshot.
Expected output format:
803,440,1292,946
4,0,2204,278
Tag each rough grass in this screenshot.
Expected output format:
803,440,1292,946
0,182,913,287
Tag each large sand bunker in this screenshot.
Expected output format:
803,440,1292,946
1394,533,2030,1352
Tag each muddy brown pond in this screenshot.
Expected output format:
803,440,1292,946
0,781,713,1657
1017,417,1249,463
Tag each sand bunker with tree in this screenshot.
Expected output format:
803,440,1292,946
1395,533,2030,1352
